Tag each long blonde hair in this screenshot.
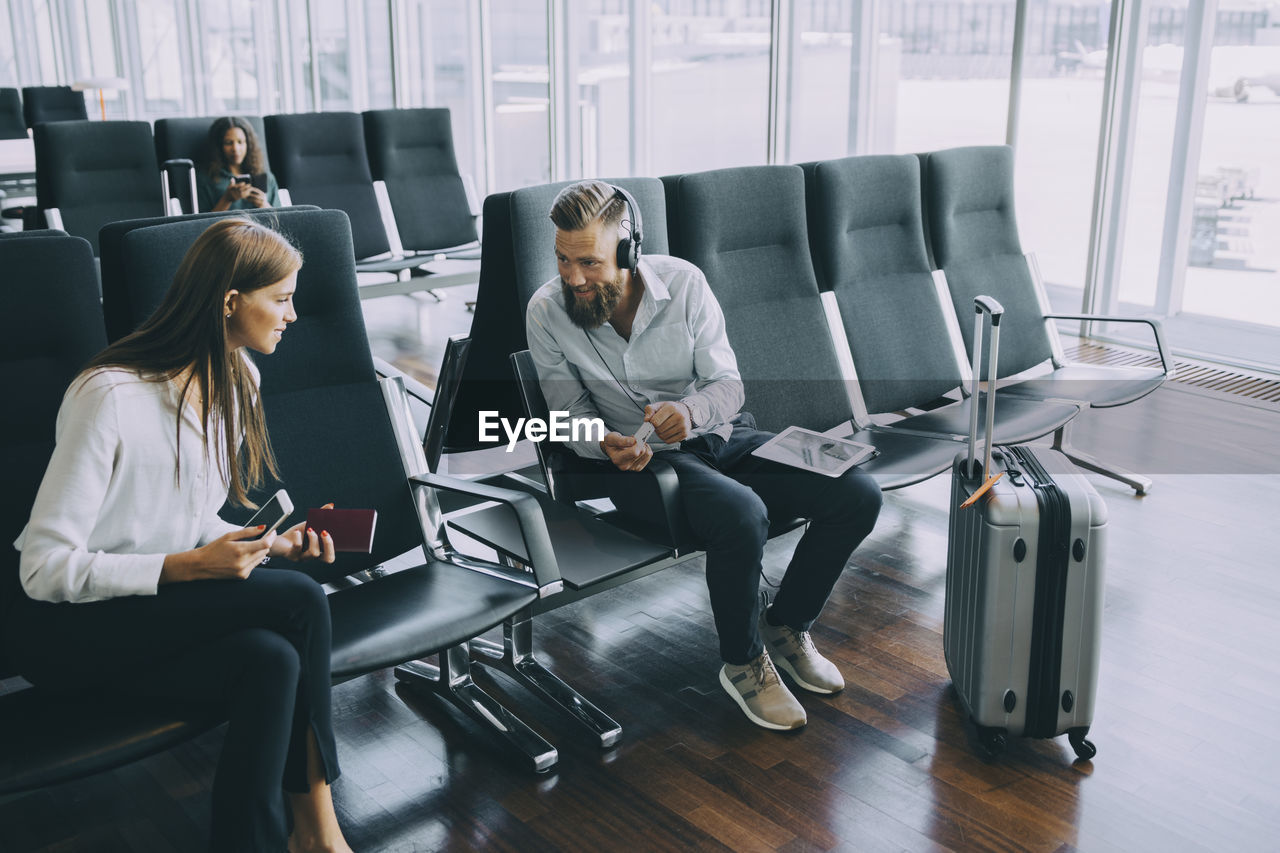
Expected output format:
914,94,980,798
84,218,302,506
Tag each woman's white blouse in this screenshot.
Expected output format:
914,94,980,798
14,363,257,603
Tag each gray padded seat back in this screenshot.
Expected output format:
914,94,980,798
362,108,478,251
154,115,269,170
806,154,962,414
21,86,87,127
924,145,1054,378
0,88,26,139
508,177,670,308
34,120,163,255
99,209,420,583
665,165,854,434
0,235,105,646
264,112,391,260
98,207,318,342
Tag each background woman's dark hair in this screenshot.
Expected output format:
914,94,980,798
207,116,265,178
83,218,302,507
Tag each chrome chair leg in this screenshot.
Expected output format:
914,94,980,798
471,606,622,749
1052,424,1152,495
394,645,559,772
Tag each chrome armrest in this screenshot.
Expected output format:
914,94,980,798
411,471,563,594
1044,313,1174,379
373,356,434,406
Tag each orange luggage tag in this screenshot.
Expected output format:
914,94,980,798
959,471,1004,510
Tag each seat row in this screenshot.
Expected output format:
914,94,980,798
21,108,478,286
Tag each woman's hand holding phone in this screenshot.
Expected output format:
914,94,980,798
160,526,278,583
271,502,337,564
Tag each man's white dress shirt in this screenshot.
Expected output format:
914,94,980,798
525,254,745,459
14,362,256,603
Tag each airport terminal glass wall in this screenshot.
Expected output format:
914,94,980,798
1016,0,1112,302
650,0,772,174
0,2,16,85
194,0,282,114
881,0,1015,155
786,1,857,163
400,0,480,183
1,0,1277,367
1115,3,1186,313
490,0,552,189
1181,29,1280,329
568,0,633,179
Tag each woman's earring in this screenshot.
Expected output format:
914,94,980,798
225,312,232,318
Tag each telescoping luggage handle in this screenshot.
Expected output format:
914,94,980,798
965,295,1004,480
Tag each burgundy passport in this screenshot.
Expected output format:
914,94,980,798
306,508,378,553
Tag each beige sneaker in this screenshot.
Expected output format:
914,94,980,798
760,612,845,694
719,654,807,730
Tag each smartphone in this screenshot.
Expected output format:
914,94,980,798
243,489,293,538
232,174,251,185
250,173,269,192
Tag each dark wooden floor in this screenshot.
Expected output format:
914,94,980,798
4,290,1279,851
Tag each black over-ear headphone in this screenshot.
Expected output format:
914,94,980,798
610,185,643,273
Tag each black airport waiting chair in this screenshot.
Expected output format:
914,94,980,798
362,108,480,259
264,111,431,278
0,89,27,139
803,153,1080,445
662,165,962,490
154,115,270,215
33,120,164,254
21,86,87,128
923,145,1172,494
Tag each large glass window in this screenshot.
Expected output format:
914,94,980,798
134,0,187,116
786,0,856,163
880,0,1016,154
1179,36,1280,329
196,0,279,115
650,0,772,174
569,0,632,178
1114,10,1187,312
1016,0,1113,302
67,0,125,119
490,0,551,190
0,0,17,86
402,0,480,183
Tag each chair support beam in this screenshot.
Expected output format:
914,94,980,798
394,645,559,773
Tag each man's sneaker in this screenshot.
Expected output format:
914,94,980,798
719,654,807,731
759,611,845,694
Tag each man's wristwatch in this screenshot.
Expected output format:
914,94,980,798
682,398,703,429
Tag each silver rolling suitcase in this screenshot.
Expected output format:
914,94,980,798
944,296,1106,760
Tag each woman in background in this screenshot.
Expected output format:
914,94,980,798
9,219,350,853
199,116,281,212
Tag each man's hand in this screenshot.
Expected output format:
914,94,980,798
601,431,653,471
644,401,692,444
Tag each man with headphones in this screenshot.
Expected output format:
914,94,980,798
526,180,882,732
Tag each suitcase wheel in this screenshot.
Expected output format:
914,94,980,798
1068,727,1097,761
976,725,1007,758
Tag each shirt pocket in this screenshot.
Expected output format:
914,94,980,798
634,322,696,385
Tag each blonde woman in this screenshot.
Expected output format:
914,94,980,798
9,219,351,853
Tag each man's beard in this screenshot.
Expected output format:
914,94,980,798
562,273,625,329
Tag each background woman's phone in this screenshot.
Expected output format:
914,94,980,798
232,174,251,185
250,173,269,192
243,489,293,538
